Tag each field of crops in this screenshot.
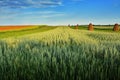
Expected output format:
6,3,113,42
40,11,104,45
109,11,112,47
0,25,35,31
0,25,56,39
0,26,120,80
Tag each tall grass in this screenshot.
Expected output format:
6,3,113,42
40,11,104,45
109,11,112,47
0,27,120,80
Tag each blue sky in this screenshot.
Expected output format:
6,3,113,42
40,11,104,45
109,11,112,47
0,0,120,25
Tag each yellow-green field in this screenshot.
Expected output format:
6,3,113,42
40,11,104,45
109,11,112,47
0,26,120,80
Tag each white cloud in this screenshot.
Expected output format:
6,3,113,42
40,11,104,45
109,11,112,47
0,0,62,9
0,11,66,20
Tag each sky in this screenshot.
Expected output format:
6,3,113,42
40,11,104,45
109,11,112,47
0,0,120,25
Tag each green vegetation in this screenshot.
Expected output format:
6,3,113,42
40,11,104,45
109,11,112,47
0,26,56,39
94,26,113,32
0,27,120,80
70,25,119,32
70,25,88,30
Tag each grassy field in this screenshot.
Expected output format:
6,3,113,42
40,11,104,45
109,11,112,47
70,25,119,32
0,25,57,39
0,26,120,80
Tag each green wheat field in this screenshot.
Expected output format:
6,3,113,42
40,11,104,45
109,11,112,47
0,26,120,80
